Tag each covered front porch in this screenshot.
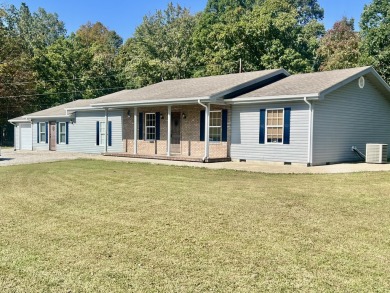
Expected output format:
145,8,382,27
105,103,230,162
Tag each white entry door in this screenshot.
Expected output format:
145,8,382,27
20,123,32,150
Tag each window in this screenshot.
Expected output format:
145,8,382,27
100,122,106,145
59,122,66,144
266,109,284,143
145,113,156,140
209,111,222,142
39,122,46,143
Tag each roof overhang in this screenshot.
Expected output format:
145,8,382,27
8,118,31,123
24,114,73,119
91,96,212,108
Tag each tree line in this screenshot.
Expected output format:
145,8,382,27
0,0,389,130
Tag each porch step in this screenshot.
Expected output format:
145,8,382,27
103,153,231,163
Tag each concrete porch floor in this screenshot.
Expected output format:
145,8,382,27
103,152,231,163
1,149,390,174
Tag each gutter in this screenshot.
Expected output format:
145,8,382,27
303,97,314,166
198,99,209,162
24,115,72,119
92,96,210,108
225,94,319,104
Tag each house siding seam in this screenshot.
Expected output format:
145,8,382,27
32,110,123,154
230,102,309,163
312,77,390,165
123,105,231,158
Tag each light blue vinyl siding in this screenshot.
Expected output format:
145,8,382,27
312,77,390,165
231,102,309,163
32,110,123,154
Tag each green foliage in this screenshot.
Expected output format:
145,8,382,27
117,3,198,88
0,3,123,126
317,17,361,71
193,0,324,75
359,0,390,83
34,22,124,105
0,3,66,125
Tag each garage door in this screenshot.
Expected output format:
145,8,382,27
20,123,32,150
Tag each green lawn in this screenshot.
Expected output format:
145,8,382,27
1,160,390,292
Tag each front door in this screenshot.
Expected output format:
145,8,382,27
171,112,181,154
49,122,56,151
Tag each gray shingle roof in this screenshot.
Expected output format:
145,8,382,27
26,99,94,117
237,67,372,98
22,91,134,118
92,69,286,105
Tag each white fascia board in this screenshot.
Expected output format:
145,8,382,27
91,96,211,108
8,118,31,123
24,115,72,119
226,94,319,104
210,69,290,100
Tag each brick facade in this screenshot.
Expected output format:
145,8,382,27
123,105,231,159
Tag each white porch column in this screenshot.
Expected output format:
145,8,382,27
104,108,108,153
134,107,138,155
204,103,210,159
167,105,172,156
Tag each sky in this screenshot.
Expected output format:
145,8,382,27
1,0,371,40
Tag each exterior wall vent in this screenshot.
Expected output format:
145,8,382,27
366,144,388,164
359,76,365,89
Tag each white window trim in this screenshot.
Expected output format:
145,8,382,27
145,113,156,141
265,108,284,145
58,122,66,144
209,110,222,143
99,121,106,146
39,122,46,144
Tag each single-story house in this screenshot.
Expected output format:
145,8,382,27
9,66,390,166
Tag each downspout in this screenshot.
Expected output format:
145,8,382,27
198,100,209,162
303,97,313,166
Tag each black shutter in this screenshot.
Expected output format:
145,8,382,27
139,112,144,140
66,122,69,145
259,109,265,144
283,108,291,145
96,121,100,145
156,112,160,140
37,123,40,143
222,109,228,142
200,110,205,141
56,122,59,144
45,122,48,144
108,121,112,146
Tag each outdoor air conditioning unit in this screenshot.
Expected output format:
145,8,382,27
366,144,388,164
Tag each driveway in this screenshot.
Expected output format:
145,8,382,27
1,148,390,174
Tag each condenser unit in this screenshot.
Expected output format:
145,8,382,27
366,144,388,164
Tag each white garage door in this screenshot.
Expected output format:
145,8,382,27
20,123,32,150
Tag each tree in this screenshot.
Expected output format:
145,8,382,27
1,3,66,52
317,17,360,71
359,0,390,83
117,3,198,88
0,3,67,125
192,0,325,75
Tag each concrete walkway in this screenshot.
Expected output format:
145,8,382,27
1,148,390,174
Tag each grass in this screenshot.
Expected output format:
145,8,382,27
0,160,390,292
